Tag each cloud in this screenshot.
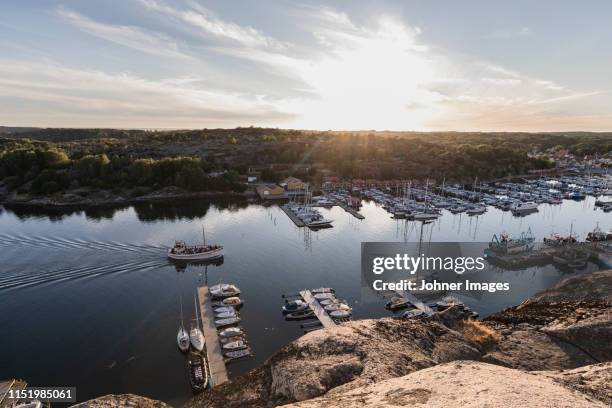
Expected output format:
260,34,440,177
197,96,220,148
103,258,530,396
0,60,294,127
57,6,191,59
136,0,288,49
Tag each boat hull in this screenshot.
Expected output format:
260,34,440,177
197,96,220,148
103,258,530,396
168,247,224,261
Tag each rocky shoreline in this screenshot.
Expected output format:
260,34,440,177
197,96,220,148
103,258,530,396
74,271,611,407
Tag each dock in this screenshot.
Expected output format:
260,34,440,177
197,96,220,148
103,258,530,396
280,205,305,227
299,290,337,328
0,379,27,408
197,286,229,387
394,290,435,316
338,202,365,219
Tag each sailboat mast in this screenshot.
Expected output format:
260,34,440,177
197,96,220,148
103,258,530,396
194,295,200,326
202,225,206,246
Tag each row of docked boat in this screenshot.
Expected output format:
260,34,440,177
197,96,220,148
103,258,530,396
283,202,334,228
281,288,352,328
176,295,210,393
210,283,252,362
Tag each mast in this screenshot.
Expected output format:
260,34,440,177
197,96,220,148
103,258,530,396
202,225,206,246
180,296,184,329
194,294,199,327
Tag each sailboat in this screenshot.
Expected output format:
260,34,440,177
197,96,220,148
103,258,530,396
168,225,224,261
177,297,190,352
190,295,205,351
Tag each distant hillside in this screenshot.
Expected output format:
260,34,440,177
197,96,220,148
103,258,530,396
0,126,41,134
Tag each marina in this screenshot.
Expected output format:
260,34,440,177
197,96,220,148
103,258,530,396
196,287,228,387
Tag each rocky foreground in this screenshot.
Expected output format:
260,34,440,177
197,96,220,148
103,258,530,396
75,270,612,407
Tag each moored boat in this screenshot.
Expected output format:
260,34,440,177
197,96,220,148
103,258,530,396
210,283,241,299
215,316,241,327
188,352,209,392
222,339,248,351
224,348,252,361
190,296,204,352
219,326,244,338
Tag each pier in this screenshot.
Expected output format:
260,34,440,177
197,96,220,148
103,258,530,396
197,286,229,387
394,290,435,316
299,290,337,328
338,202,365,219
280,205,305,227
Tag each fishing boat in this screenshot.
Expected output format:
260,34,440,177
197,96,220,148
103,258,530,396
224,348,252,361
177,298,190,352
511,201,538,215
219,327,244,338
586,225,612,242
168,226,223,261
215,316,241,327
190,296,204,352
188,352,209,393
282,299,308,314
385,297,410,310
222,339,248,351
210,283,241,298
543,233,577,247
285,309,315,320
487,229,535,255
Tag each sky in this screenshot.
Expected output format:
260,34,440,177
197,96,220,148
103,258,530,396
1,0,611,131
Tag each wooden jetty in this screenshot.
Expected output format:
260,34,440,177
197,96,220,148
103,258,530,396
0,379,27,408
394,290,435,316
280,205,305,227
338,202,365,219
197,286,229,387
299,290,337,328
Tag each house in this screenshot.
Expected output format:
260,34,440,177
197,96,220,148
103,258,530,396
281,177,307,191
256,184,286,199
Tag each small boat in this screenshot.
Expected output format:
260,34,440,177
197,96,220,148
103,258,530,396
224,348,252,360
586,225,612,242
511,201,538,215
543,233,577,247
329,309,351,318
221,297,243,307
324,303,351,312
488,229,535,255
285,309,315,320
190,296,204,352
222,339,248,351
219,335,245,344
219,326,244,338
282,299,308,314
385,297,410,310
210,283,241,299
215,310,238,319
168,226,223,261
466,206,486,215
402,309,425,319
318,297,339,306
188,352,209,392
177,299,190,352
412,212,439,221
314,292,335,300
213,306,237,314
215,317,241,327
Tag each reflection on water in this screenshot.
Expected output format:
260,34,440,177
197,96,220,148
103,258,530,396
0,197,609,405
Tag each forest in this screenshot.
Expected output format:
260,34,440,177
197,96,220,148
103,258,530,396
1,127,610,197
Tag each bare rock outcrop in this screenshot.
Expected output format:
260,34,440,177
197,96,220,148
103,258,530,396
280,361,608,408
70,394,171,408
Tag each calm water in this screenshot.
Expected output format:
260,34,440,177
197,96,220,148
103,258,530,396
0,197,609,405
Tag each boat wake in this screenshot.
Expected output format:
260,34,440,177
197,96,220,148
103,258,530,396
0,233,166,254
0,258,167,291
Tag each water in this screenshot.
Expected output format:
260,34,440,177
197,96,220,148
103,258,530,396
0,197,609,405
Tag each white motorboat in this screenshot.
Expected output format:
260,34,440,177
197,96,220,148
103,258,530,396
314,292,335,300
324,303,351,312
224,348,251,360
177,297,190,352
210,283,241,298
329,309,351,318
168,225,223,261
190,296,204,352
511,201,538,215
213,306,237,314
219,327,244,338
412,212,439,221
215,310,237,319
282,299,308,314
215,316,241,327
466,206,486,215
222,340,248,351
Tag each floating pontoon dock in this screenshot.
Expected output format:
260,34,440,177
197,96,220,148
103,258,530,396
338,202,365,219
197,286,229,387
299,290,337,328
280,205,306,227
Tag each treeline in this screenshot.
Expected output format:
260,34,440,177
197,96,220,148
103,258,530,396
0,140,244,195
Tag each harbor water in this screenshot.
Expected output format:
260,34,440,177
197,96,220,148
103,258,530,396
0,197,609,405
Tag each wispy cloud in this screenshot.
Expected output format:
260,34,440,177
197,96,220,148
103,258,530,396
57,6,191,59
136,0,288,49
